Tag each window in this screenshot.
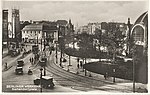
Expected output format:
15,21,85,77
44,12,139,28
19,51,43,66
132,26,144,43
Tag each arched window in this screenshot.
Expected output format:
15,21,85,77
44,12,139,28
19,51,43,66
132,25,144,45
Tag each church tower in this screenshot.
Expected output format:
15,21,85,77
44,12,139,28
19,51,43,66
12,9,20,47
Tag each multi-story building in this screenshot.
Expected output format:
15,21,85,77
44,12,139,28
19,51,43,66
67,19,74,36
56,20,68,37
56,19,74,37
2,10,8,47
8,22,12,38
88,22,101,35
12,9,21,47
21,22,57,44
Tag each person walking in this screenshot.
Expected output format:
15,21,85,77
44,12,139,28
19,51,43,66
5,62,7,70
80,61,83,68
104,72,108,80
77,58,79,62
29,58,31,63
77,63,79,69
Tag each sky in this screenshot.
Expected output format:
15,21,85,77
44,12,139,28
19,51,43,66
2,0,149,26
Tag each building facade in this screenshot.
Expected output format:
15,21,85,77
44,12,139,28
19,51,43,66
21,22,58,44
2,10,8,47
12,9,21,47
22,23,43,43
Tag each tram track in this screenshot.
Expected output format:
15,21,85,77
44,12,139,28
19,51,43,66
44,52,132,92
45,53,111,90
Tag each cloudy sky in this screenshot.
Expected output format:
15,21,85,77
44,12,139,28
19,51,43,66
2,0,149,26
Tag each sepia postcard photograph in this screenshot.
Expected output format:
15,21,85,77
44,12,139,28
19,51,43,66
1,0,149,93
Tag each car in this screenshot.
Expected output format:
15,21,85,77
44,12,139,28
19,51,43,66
15,66,23,75
17,59,24,67
34,76,54,89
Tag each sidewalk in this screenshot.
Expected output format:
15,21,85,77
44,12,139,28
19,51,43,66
54,51,147,92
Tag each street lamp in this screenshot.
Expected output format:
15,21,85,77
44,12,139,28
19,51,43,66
40,68,43,93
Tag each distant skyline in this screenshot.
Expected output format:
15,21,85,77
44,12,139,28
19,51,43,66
2,1,148,26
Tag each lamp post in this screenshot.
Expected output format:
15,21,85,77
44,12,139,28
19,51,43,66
40,68,43,93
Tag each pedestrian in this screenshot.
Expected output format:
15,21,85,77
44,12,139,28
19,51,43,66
29,58,31,63
5,62,7,70
77,63,79,69
77,58,79,62
104,72,108,80
80,61,83,68
24,48,26,52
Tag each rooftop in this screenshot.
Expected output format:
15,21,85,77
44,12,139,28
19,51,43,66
22,23,43,31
